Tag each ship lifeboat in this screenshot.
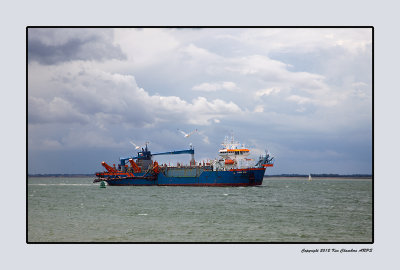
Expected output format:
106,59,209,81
225,159,235,165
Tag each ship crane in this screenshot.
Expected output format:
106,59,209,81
101,161,118,173
152,147,195,166
128,159,142,173
119,143,195,167
255,151,274,168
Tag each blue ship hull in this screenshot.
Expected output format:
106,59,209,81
103,168,266,186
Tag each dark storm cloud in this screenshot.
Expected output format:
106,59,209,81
28,28,126,65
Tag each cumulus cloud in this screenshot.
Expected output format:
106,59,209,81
253,105,264,113
28,63,244,132
287,95,312,105
192,81,238,92
255,87,281,97
197,130,210,144
28,96,90,124
232,28,372,55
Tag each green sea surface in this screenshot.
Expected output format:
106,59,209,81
27,177,372,242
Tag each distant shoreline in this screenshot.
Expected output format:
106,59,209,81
265,176,372,180
265,174,372,179
28,174,94,178
28,173,372,179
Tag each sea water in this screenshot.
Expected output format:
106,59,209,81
27,177,372,242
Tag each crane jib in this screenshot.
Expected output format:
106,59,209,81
119,148,195,166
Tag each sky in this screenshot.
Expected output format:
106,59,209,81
27,27,372,174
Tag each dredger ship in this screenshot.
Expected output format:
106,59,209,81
94,136,274,186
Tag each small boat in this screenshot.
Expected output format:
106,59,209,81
308,174,312,181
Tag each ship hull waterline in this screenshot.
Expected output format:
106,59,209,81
98,167,266,187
